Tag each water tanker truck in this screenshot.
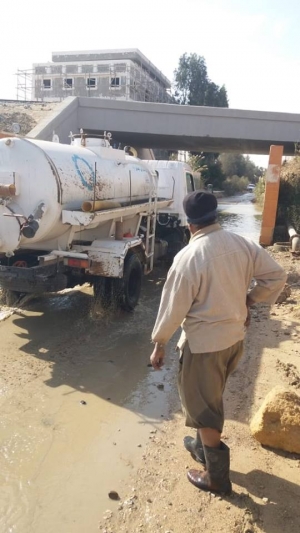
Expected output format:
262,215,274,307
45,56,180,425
0,131,197,310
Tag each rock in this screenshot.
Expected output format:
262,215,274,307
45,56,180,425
250,387,300,453
276,284,291,304
124,496,136,508
108,490,120,500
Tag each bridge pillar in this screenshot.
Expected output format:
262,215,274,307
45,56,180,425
259,145,283,246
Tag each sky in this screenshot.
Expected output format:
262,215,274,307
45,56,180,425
1,0,300,166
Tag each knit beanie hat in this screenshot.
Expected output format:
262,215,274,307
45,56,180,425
183,190,218,224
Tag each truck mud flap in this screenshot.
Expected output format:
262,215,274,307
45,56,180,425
0,264,67,294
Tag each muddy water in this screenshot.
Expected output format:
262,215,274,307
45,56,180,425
0,194,261,533
0,279,177,533
218,192,262,242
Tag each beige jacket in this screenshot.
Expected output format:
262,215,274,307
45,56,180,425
151,224,287,353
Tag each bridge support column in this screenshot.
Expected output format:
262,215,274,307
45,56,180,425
259,145,283,246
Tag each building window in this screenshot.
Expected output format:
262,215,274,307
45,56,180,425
42,79,52,90
45,66,51,74
63,78,73,89
93,65,98,73
78,65,82,73
110,77,120,87
86,77,96,88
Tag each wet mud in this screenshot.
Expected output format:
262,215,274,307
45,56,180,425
0,275,177,533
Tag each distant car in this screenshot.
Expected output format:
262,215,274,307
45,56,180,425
247,183,256,192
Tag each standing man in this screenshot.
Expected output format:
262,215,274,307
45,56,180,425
150,191,286,494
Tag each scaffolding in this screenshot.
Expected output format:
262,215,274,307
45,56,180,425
15,69,36,101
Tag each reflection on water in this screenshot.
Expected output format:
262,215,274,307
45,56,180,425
218,193,262,242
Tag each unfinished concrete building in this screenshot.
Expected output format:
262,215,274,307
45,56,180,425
31,49,171,103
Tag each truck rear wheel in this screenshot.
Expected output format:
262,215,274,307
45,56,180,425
116,253,143,311
93,254,143,312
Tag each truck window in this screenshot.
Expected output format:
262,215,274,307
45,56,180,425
186,172,195,193
193,175,201,190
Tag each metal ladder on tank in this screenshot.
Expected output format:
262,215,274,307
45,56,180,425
144,193,157,274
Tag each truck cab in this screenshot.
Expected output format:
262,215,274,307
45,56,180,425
144,160,198,258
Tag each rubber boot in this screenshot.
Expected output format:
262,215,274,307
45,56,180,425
187,441,232,495
183,431,206,466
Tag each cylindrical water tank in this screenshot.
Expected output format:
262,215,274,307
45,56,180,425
0,137,156,254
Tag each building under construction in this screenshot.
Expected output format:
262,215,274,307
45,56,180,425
26,49,171,104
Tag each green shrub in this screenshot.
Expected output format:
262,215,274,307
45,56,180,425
277,156,300,231
222,175,249,196
255,176,265,205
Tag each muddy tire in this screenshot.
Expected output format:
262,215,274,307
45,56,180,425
112,254,143,312
93,254,143,312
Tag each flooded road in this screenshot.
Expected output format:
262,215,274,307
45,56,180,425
218,192,262,242
0,194,262,533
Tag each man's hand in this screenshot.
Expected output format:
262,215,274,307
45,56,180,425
150,343,165,370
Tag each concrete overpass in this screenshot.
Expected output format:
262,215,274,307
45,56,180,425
28,96,300,155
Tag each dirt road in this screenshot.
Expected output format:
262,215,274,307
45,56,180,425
0,273,178,533
0,192,300,532
104,250,300,533
1,253,300,533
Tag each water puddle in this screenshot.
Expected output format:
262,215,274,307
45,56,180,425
0,275,174,533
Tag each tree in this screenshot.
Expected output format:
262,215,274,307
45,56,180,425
222,175,249,196
173,53,229,189
219,154,246,178
174,53,229,107
219,153,265,182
